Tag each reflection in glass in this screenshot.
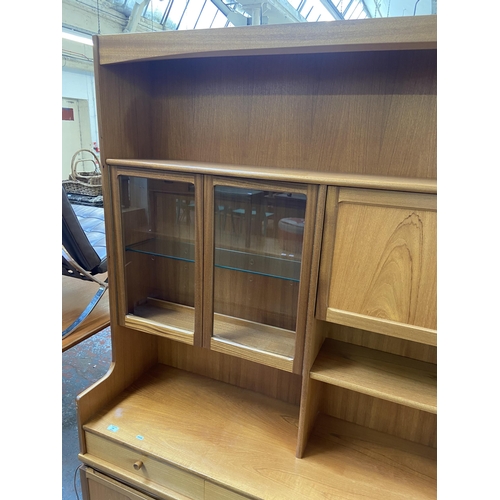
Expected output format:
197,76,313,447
119,175,196,334
212,185,307,358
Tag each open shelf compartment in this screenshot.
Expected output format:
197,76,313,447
81,364,437,500
310,339,437,414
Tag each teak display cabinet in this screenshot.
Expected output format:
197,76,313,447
110,166,317,372
77,16,438,500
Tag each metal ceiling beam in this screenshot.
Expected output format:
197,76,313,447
318,0,345,20
123,0,150,32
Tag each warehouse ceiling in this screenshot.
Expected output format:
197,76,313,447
62,0,436,71
63,0,436,36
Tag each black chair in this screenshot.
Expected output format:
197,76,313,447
62,186,108,338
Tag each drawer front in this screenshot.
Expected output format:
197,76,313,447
205,482,252,500
85,432,204,499
83,466,156,500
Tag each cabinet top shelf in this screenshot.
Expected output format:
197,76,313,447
109,159,437,193
94,15,437,66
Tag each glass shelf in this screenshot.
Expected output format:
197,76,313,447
126,238,195,263
214,248,300,282
125,237,301,281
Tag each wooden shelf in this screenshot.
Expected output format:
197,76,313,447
210,313,295,371
213,313,295,358
107,159,438,194
310,339,437,414
125,299,195,343
82,364,436,500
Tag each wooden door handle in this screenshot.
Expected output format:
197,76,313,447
133,460,143,470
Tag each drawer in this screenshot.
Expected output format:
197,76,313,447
83,466,157,500
205,482,252,500
85,431,205,499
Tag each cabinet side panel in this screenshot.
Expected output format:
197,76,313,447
151,50,436,178
94,61,154,160
157,338,302,405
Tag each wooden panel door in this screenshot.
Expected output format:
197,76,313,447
317,187,437,345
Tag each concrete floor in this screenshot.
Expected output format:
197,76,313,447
62,327,112,500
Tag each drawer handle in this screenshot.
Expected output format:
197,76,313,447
133,460,144,471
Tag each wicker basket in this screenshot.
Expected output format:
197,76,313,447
70,149,102,185
62,178,102,197
63,149,103,196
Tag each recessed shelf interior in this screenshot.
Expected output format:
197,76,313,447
311,339,437,413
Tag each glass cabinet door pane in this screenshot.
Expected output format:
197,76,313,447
212,185,307,359
119,175,196,336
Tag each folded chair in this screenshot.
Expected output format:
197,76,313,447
62,186,108,339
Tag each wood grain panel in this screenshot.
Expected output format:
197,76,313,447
107,159,437,193
296,377,323,459
328,198,437,331
324,323,437,364
205,482,251,500
213,267,299,331
320,384,437,448
210,338,293,372
150,49,436,178
158,338,302,405
85,432,205,499
93,60,154,161
82,365,436,499
311,340,436,413
304,413,436,484
96,16,436,65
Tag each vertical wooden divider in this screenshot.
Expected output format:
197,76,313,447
194,174,204,348
202,176,215,349
296,184,327,457
292,184,319,374
315,186,339,320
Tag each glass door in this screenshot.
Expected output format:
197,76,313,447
204,177,316,372
112,169,203,345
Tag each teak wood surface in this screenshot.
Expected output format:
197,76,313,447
80,16,438,500
318,188,437,344
95,16,436,65
83,364,436,500
311,339,437,413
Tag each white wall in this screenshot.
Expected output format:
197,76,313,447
62,67,99,147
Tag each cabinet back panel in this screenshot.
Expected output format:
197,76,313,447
148,50,436,178
158,338,302,405
213,267,299,331
321,385,437,447
324,322,437,364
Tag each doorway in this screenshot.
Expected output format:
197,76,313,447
62,97,92,180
